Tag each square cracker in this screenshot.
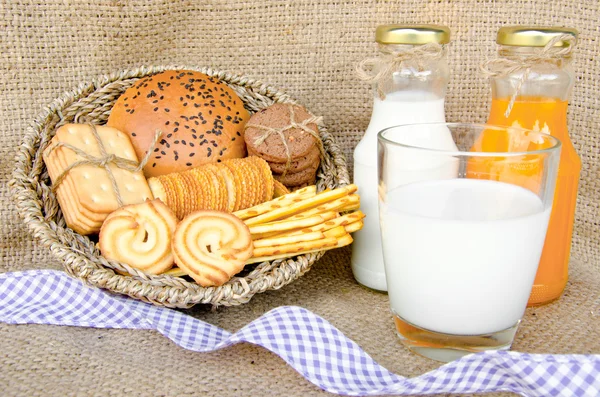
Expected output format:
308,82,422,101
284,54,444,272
45,148,110,223
44,150,105,233
43,123,153,234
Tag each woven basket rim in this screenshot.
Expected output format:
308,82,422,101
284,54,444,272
9,64,350,308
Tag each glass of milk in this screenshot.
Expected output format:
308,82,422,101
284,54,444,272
377,122,561,362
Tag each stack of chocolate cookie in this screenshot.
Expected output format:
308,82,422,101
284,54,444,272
244,103,321,190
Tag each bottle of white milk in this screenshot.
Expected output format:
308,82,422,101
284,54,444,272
352,25,457,291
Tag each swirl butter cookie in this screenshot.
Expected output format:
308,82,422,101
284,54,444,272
172,210,253,286
99,199,178,274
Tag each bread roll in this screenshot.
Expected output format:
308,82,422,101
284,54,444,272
107,70,250,178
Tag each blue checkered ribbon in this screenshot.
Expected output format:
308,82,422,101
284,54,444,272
1,270,599,396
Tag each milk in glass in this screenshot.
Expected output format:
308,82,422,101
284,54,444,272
380,179,551,334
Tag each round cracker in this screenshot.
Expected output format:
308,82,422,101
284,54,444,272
273,179,290,198
179,171,199,215
172,174,188,219
193,168,215,210
215,164,237,212
204,165,225,212
222,161,244,211
157,174,177,213
234,158,255,210
248,156,274,203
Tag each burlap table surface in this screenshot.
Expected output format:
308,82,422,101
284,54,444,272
1,1,598,396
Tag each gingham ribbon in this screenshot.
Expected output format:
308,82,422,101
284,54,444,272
1,270,598,396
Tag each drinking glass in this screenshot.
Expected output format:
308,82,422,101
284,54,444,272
377,122,561,362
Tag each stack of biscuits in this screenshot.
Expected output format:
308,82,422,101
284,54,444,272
42,124,154,235
244,103,322,190
147,156,275,219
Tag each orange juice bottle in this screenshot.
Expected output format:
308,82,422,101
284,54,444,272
477,27,580,306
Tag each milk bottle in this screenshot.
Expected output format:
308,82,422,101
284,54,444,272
352,25,457,291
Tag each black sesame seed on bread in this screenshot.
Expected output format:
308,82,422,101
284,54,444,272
107,70,250,178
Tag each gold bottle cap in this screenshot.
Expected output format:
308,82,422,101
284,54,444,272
497,26,578,47
375,24,450,45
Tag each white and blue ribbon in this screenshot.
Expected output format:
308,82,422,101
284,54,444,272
1,270,599,396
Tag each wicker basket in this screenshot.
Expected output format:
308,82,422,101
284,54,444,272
10,65,350,308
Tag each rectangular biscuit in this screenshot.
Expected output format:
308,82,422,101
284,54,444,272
44,150,104,233
45,150,110,222
43,123,153,234
54,124,153,212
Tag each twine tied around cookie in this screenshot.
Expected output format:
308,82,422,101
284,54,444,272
355,42,445,99
480,34,575,118
48,125,162,207
245,105,324,177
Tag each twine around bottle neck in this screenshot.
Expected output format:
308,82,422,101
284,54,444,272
480,34,575,118
355,42,445,100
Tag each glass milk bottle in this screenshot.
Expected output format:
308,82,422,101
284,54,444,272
475,27,580,306
352,25,456,291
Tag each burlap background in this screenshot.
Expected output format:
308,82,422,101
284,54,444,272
1,1,598,396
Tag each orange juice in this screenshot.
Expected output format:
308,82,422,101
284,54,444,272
466,124,549,196
472,96,581,306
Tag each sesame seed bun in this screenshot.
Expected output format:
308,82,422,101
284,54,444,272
107,70,250,178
